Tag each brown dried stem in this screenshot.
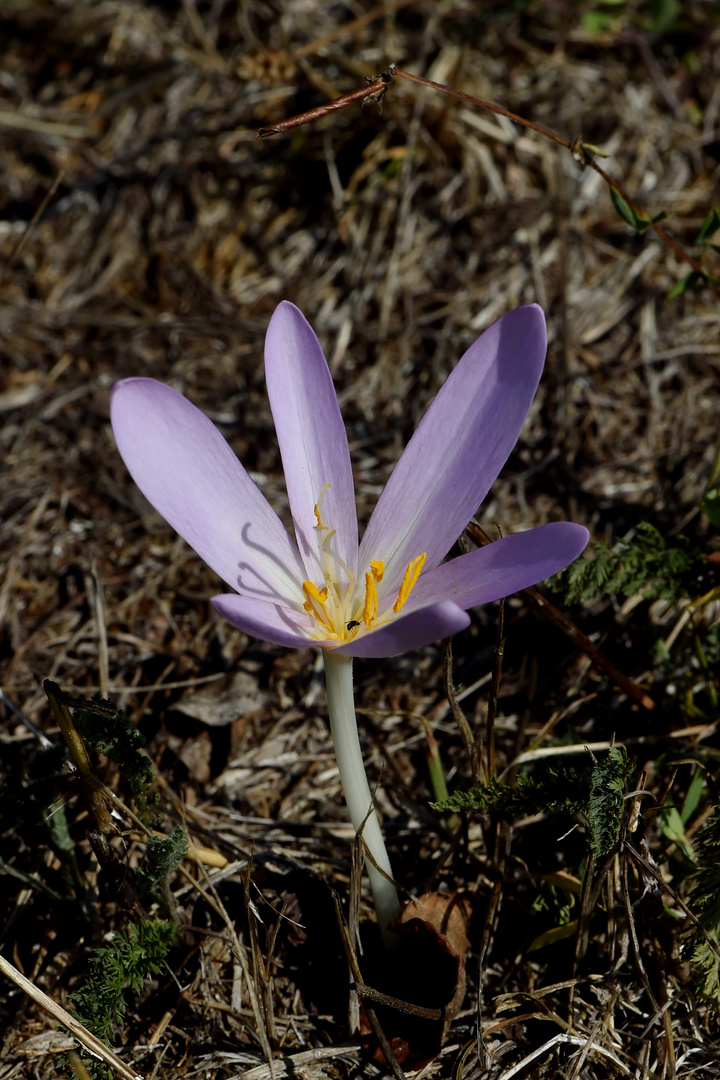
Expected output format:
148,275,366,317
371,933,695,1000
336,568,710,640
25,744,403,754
256,73,392,138
256,63,716,293
465,523,656,712
392,68,716,293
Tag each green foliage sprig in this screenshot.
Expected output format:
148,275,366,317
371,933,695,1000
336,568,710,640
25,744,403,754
433,748,635,859
685,810,720,1007
136,825,188,916
669,207,720,298
72,919,176,1042
588,746,636,857
550,522,703,606
71,694,158,825
431,768,587,818
68,919,176,1078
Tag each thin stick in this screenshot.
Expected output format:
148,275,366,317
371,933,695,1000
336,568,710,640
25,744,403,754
393,68,571,149
333,894,407,1080
392,68,716,293
619,840,674,1074
485,528,506,780
477,821,511,1071
0,686,54,748
465,523,656,711
257,61,715,293
625,842,720,961
256,72,392,138
0,954,143,1080
190,857,275,1074
443,640,479,782
243,860,277,1046
0,168,65,286
90,560,110,699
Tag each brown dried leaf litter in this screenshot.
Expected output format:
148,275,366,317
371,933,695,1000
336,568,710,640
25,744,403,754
1,1,720,1078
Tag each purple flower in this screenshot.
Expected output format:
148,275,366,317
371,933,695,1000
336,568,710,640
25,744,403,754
111,301,589,939
110,302,588,657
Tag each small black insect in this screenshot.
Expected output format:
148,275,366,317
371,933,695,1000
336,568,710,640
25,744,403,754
346,620,360,631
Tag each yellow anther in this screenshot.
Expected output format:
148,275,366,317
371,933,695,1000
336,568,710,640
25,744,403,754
302,580,328,612
360,559,384,628
393,553,427,613
302,580,335,633
313,482,332,530
362,570,379,628
303,580,327,603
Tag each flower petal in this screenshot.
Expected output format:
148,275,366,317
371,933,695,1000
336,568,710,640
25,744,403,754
336,601,471,658
111,378,305,601
405,522,590,612
358,305,547,598
265,302,358,585
212,594,321,650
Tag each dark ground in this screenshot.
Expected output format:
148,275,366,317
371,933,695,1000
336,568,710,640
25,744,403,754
1,1,720,1078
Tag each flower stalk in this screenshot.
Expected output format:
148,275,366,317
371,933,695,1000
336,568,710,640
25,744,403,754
322,649,401,940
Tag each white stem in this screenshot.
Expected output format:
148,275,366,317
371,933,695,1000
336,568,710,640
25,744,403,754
322,648,401,939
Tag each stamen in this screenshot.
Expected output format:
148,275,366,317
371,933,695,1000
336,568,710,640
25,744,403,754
393,553,427,613
362,570,379,627
302,580,335,633
361,560,385,628
313,482,332,529
321,529,337,552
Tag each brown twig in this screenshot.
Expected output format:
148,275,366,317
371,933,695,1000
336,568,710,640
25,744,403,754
257,61,715,292
477,820,512,1069
43,679,113,834
333,893,408,1080
243,859,277,1047
256,71,392,138
393,67,571,150
484,528,506,779
334,891,454,1019
625,841,720,962
621,852,675,1071
392,68,717,294
0,954,144,1080
0,168,66,287
465,523,656,712
443,640,479,782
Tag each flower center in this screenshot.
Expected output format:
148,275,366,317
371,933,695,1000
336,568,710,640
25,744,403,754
300,487,426,644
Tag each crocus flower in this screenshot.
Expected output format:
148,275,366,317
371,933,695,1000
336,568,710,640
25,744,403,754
111,301,588,938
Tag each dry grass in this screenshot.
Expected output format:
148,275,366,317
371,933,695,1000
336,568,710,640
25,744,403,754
1,1,720,1077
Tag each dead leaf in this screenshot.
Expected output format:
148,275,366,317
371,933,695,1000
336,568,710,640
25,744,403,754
174,669,267,727
361,890,472,1069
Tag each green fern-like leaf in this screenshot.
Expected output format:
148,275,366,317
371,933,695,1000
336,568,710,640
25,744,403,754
72,694,159,825
434,749,634,860
72,919,175,1040
432,768,588,819
136,826,188,915
685,811,720,1008
588,746,635,857
550,522,701,605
